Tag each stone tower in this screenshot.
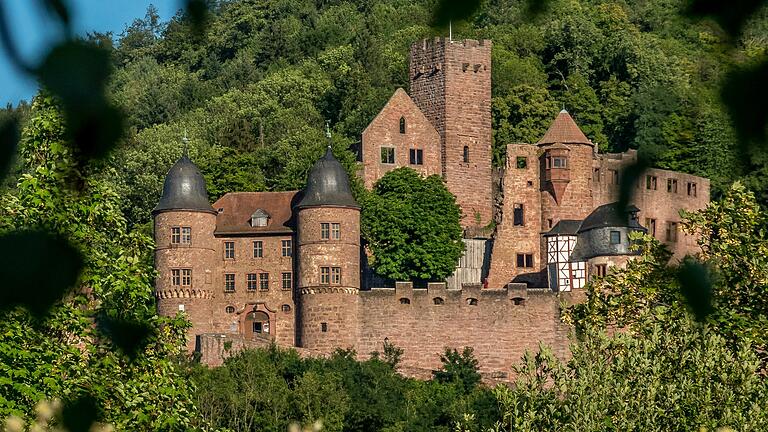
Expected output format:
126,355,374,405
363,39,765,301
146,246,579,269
409,38,493,229
296,146,361,351
538,110,596,230
153,154,218,351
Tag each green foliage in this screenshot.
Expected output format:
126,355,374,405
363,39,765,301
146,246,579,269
0,96,199,430
490,321,768,432
432,347,481,395
361,168,464,281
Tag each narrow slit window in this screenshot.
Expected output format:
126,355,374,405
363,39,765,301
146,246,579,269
513,204,524,226
399,117,406,134
463,146,470,163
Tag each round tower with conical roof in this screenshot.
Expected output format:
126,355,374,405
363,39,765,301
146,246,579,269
295,146,361,351
153,153,218,351
537,109,596,227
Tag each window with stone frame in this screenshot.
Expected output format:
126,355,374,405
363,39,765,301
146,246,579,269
259,273,269,290
516,156,527,169
687,182,697,197
171,227,181,244
666,221,679,242
593,168,600,182
281,239,292,257
181,269,191,286
646,175,658,190
224,273,235,292
380,147,395,164
516,253,534,268
320,266,330,285
281,304,291,312
409,148,423,165
331,267,341,285
281,272,292,290
181,227,191,244
253,240,263,258
399,116,406,134
172,269,180,286
224,241,235,259
225,305,235,313
667,178,678,193
247,273,258,291
513,203,524,226
321,223,330,239
645,218,657,237
331,223,340,240
549,156,567,168
463,146,470,163
609,169,619,184
594,264,607,278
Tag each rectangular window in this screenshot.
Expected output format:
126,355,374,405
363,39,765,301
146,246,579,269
552,157,567,168
320,267,330,285
409,149,423,165
516,253,534,268
181,227,191,244
645,218,657,237
181,269,191,286
331,267,341,285
253,322,263,333
172,269,180,286
687,182,697,197
225,241,235,259
646,175,657,190
667,178,678,193
331,223,340,240
516,156,527,169
666,222,679,242
253,241,263,258
171,227,181,244
609,169,619,185
593,168,600,182
380,147,395,164
513,204,524,226
247,273,258,291
595,264,607,278
282,272,292,290
281,239,292,257
224,273,235,292
610,230,621,244
321,223,330,240
259,273,269,291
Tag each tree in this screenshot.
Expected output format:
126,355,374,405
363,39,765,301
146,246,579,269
0,95,199,429
432,347,481,394
361,167,464,282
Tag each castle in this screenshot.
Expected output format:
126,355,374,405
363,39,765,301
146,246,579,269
153,38,710,376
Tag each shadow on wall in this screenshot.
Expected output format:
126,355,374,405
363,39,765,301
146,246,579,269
512,269,547,288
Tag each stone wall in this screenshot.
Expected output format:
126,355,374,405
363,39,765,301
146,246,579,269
360,88,441,188
357,282,582,378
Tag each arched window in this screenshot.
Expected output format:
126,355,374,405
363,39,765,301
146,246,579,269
399,117,406,134
246,310,270,334
225,305,235,313
281,304,291,313
433,297,444,305
463,146,470,163
399,297,411,305
466,298,478,306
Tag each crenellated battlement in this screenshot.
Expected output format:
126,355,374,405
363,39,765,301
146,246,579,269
156,288,214,300
363,281,544,305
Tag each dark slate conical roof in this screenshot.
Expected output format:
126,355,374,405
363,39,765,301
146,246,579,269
578,202,644,233
296,147,359,209
153,155,216,215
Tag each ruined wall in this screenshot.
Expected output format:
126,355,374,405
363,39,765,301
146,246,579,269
486,144,544,287
357,282,582,378
361,88,441,188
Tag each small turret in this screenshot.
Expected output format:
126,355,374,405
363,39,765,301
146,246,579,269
153,153,218,352
296,144,361,351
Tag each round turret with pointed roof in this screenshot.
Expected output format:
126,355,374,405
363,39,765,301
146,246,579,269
296,146,359,210
537,109,593,146
153,154,216,215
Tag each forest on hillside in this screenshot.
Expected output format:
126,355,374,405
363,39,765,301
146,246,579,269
4,0,767,228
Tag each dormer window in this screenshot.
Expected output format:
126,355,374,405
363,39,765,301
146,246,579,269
250,209,269,227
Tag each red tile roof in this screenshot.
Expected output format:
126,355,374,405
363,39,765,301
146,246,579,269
213,191,299,235
537,110,592,145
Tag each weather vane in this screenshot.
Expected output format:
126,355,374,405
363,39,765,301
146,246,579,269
182,128,189,156
325,120,332,148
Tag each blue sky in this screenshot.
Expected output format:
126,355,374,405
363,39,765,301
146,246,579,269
0,0,184,106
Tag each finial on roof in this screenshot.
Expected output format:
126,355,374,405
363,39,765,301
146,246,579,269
325,120,332,149
561,102,567,114
182,128,189,157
